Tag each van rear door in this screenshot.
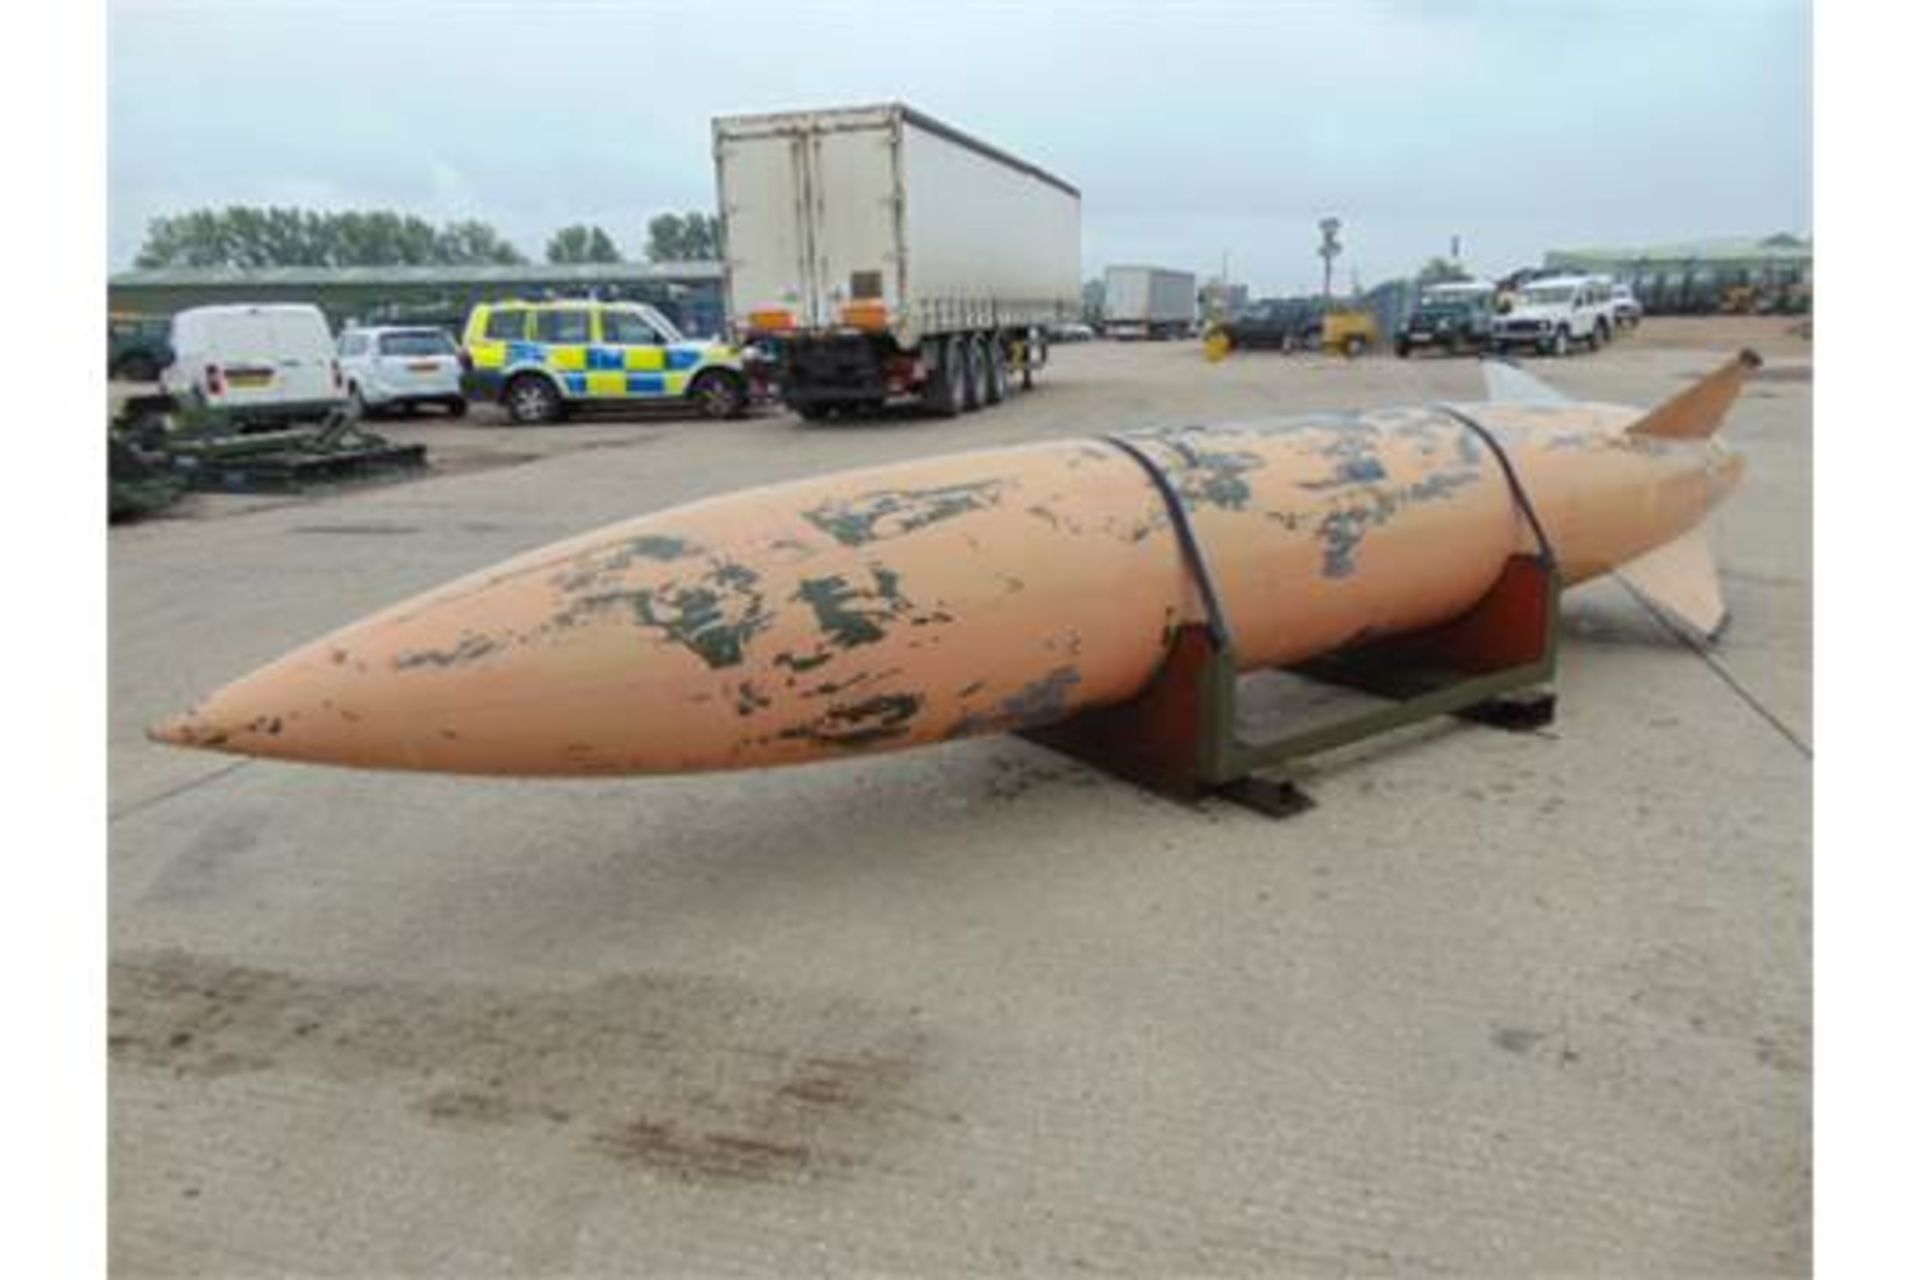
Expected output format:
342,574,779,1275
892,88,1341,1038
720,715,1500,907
265,307,339,404
204,310,281,408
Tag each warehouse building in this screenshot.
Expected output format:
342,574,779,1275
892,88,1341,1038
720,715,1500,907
106,261,729,337
1541,234,1812,314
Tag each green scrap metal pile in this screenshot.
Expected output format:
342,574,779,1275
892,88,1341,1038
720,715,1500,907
108,395,429,521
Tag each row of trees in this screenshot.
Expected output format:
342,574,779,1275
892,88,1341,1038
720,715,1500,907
131,207,724,270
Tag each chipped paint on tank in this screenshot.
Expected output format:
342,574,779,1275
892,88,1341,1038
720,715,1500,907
733,680,773,717
627,561,772,670
777,692,924,749
392,633,501,671
1298,452,1389,491
948,665,1084,738
802,480,1007,547
794,567,914,651
1317,507,1372,578
1144,430,1269,511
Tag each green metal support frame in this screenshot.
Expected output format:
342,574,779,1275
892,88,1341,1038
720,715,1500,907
1023,554,1560,816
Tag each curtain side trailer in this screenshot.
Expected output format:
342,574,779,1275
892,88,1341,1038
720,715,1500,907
1102,266,1198,341
714,104,1081,418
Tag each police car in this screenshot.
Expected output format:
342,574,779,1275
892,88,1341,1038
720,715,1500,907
460,299,753,424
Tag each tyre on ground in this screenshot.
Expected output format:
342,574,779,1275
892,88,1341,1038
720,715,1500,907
690,368,748,420
923,335,965,417
982,334,1007,405
505,373,563,425
960,334,984,412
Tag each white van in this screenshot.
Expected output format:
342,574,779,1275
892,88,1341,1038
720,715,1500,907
161,304,346,427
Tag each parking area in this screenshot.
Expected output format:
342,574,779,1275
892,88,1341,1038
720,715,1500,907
110,320,1811,1275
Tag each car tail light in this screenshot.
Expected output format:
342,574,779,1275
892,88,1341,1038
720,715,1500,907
205,364,225,396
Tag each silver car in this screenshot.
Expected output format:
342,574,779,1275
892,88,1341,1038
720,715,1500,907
338,326,466,418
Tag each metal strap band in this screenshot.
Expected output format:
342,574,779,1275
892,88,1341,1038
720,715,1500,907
1102,434,1236,652
1428,404,1559,572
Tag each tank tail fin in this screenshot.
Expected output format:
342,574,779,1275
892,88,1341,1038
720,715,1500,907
1615,525,1727,639
1481,357,1571,405
1625,349,1764,441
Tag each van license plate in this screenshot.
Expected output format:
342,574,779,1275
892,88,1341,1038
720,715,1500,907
226,369,272,388
408,361,439,373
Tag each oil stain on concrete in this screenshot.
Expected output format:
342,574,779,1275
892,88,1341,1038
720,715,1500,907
109,949,940,1186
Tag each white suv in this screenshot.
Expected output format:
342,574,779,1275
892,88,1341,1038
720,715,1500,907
1607,283,1643,331
1490,276,1612,356
338,326,466,418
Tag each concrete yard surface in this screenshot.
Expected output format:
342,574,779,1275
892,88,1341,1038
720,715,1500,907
109,323,1811,1276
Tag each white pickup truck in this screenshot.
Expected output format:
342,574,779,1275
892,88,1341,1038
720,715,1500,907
1489,275,1613,356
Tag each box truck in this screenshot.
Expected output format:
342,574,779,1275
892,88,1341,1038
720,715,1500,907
1101,266,1197,340
713,104,1081,419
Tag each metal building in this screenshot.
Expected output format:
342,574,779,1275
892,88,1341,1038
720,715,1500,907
106,261,729,337
1541,234,1812,315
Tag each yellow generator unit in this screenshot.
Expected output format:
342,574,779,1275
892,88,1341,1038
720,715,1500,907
1322,308,1379,357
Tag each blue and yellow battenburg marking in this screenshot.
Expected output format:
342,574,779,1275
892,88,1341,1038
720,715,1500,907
467,310,733,403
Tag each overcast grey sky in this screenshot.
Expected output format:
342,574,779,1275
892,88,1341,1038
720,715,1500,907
108,0,1810,293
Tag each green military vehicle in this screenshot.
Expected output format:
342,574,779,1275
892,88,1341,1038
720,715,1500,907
109,312,173,383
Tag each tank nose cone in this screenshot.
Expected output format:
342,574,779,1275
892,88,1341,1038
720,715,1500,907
145,659,342,764
146,710,217,750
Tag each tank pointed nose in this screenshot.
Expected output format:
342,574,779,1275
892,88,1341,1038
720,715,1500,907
145,661,337,764
146,709,219,750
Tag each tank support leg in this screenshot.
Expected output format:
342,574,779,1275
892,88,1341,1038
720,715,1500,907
1022,555,1560,818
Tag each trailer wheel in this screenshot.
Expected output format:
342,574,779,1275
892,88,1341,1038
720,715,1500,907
923,336,964,417
960,335,984,412
982,336,1007,405
1343,334,1366,359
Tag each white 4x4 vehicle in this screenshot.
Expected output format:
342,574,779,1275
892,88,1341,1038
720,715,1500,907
1490,276,1612,356
1607,283,1643,330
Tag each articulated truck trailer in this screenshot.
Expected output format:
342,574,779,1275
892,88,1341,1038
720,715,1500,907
1102,266,1197,340
713,103,1081,419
